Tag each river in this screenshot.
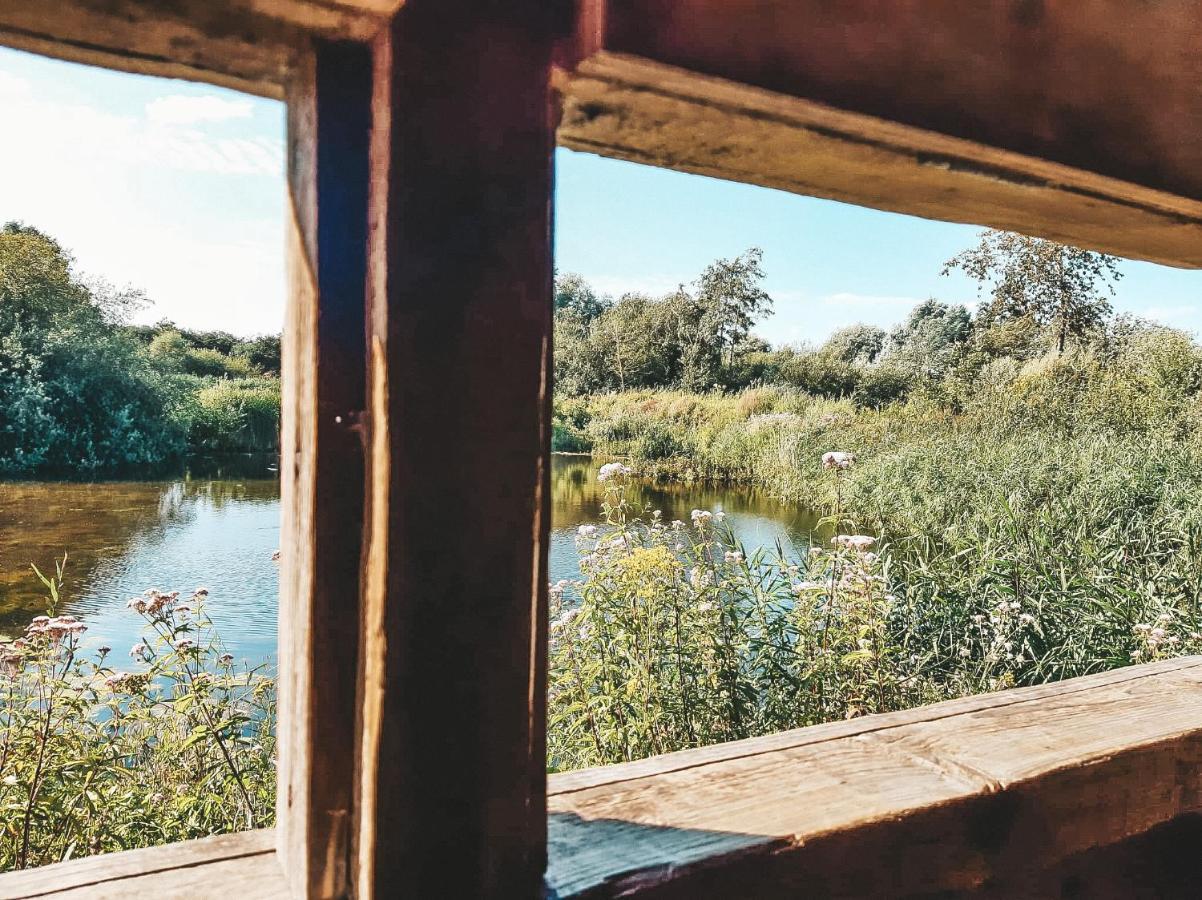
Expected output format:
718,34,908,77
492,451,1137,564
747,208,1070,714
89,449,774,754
0,455,827,663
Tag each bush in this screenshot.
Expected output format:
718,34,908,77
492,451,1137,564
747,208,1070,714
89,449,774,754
852,368,911,408
183,348,256,379
548,464,1202,771
0,566,274,869
778,351,860,397
189,379,280,453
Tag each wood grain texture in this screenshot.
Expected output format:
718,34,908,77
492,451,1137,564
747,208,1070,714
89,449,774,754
355,3,559,897
0,830,283,899
600,0,1202,202
0,0,384,98
547,656,1202,898
279,38,371,900
556,52,1202,269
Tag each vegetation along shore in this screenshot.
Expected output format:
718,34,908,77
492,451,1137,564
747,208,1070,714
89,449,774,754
547,232,1202,770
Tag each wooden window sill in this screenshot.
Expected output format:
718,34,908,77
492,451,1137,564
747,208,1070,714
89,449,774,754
0,829,284,899
4,658,1200,898
547,655,1202,898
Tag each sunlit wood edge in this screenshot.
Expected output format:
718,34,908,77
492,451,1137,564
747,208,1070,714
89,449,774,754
547,656,1202,898
0,830,283,899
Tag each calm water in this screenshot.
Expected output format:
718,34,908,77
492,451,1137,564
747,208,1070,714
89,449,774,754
0,456,827,662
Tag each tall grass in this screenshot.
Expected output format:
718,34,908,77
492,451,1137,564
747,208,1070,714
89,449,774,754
548,345,1202,768
187,378,281,453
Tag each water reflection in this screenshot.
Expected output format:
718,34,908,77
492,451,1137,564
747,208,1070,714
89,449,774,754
550,455,829,585
0,455,828,663
0,458,279,663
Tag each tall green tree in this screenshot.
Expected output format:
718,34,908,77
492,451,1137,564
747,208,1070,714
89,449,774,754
0,223,185,471
822,324,887,365
673,248,773,390
943,230,1120,353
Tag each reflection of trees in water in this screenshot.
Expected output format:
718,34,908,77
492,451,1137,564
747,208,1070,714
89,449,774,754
550,455,827,539
0,466,279,622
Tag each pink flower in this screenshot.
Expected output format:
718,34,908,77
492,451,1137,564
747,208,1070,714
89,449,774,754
832,534,876,552
822,451,855,470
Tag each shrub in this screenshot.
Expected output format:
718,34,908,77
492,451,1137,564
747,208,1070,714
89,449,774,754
183,348,256,379
548,463,1202,771
189,378,280,453
0,564,274,869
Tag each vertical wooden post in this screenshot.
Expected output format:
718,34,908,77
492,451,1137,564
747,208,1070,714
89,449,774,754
281,38,371,900
356,2,558,897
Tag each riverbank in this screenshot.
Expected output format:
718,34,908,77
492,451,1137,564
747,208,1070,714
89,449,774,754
550,361,1202,700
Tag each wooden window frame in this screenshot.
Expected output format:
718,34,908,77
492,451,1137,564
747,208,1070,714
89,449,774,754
1,2,1201,898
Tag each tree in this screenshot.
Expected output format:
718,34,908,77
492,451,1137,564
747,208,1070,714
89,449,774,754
693,248,772,365
882,299,972,377
554,272,609,324
943,230,1120,353
821,324,886,365
0,223,188,471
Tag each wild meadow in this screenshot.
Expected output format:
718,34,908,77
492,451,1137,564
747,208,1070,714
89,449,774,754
5,219,1202,853
547,232,1202,770
0,562,274,869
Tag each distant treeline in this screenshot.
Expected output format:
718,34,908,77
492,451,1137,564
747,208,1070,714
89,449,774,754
0,222,280,474
554,230,1127,410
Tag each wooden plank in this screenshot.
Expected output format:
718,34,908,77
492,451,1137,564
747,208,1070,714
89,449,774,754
599,0,1202,202
354,2,559,897
546,657,1202,898
0,830,282,899
0,0,385,99
279,37,371,900
556,0,1202,268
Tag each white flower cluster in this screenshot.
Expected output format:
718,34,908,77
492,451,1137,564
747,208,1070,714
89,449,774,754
25,614,87,640
1131,613,1188,660
597,462,633,483
832,534,875,553
821,451,855,470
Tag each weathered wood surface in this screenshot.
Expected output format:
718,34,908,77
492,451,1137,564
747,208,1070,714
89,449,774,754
547,656,1202,898
354,2,559,897
0,0,387,98
279,38,371,900
0,830,284,899
558,1,1202,268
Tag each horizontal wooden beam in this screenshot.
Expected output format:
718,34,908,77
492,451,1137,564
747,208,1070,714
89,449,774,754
547,656,1202,898
0,0,386,98
557,1,1202,268
0,830,284,899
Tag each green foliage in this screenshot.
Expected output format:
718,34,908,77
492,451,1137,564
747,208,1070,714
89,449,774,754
0,224,281,473
944,229,1120,353
822,323,886,365
188,379,281,453
553,249,773,394
549,450,1202,770
0,568,274,869
549,479,919,769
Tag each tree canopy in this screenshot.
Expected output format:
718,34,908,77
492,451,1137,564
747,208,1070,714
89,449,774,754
943,229,1121,353
0,223,282,473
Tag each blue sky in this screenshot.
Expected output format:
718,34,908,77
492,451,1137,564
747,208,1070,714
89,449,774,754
3,46,1201,342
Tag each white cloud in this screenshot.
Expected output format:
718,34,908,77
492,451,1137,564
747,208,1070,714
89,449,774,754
145,94,254,125
0,69,30,99
0,62,286,335
0,82,282,179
